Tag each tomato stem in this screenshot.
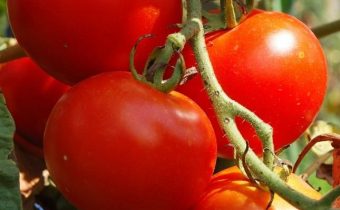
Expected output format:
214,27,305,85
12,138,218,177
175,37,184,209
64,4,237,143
224,0,238,28
129,34,186,93
312,19,340,39
187,0,274,170
0,40,26,63
186,0,340,209
129,14,203,93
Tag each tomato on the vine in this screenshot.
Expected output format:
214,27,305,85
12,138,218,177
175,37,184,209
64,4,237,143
178,11,328,158
192,166,321,210
7,0,182,84
0,57,69,157
44,71,217,210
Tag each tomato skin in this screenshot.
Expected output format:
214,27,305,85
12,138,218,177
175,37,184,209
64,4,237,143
193,166,321,210
7,0,182,84
179,11,327,158
0,57,69,156
44,71,217,210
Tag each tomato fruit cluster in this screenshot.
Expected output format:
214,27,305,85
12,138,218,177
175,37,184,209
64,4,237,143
44,71,217,210
0,57,69,156
178,11,327,158
5,1,329,209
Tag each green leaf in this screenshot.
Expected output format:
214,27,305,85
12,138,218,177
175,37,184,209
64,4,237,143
308,172,332,195
279,136,332,195
272,0,293,13
0,93,22,210
281,0,294,13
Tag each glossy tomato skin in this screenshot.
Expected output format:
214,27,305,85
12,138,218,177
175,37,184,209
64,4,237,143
0,57,69,156
179,11,327,158
44,71,217,210
7,0,182,84
192,166,321,210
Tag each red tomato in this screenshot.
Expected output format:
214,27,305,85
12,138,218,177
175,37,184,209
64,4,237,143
7,0,182,84
178,11,327,158
0,57,69,157
193,166,321,210
44,71,217,210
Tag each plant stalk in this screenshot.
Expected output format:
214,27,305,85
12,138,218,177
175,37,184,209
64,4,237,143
186,0,339,209
312,19,340,39
225,0,238,28
0,42,26,63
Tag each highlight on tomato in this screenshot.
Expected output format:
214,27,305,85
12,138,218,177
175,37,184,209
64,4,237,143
0,57,69,157
7,0,182,84
178,11,328,158
192,166,321,210
44,71,217,210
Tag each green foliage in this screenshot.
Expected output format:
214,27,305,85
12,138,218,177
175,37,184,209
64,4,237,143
272,0,293,13
279,137,333,195
280,0,293,13
0,0,7,36
0,0,5,16
0,93,22,210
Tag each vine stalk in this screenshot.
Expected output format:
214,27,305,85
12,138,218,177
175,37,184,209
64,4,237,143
184,0,339,209
312,19,340,39
0,42,26,63
225,0,238,28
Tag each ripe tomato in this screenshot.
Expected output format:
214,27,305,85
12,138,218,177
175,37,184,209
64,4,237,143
44,71,217,210
178,11,327,158
0,57,69,157
192,166,321,210
7,0,182,84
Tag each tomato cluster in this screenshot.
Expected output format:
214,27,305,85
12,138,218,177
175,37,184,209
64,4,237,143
5,0,327,209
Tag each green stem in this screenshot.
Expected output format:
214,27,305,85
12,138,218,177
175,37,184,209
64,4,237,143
186,0,339,209
129,23,198,92
188,0,274,170
0,42,26,63
225,0,238,28
312,19,340,39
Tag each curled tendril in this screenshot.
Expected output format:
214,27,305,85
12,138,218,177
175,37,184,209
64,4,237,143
241,141,257,183
266,189,275,210
129,34,154,81
129,34,185,93
293,133,340,173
